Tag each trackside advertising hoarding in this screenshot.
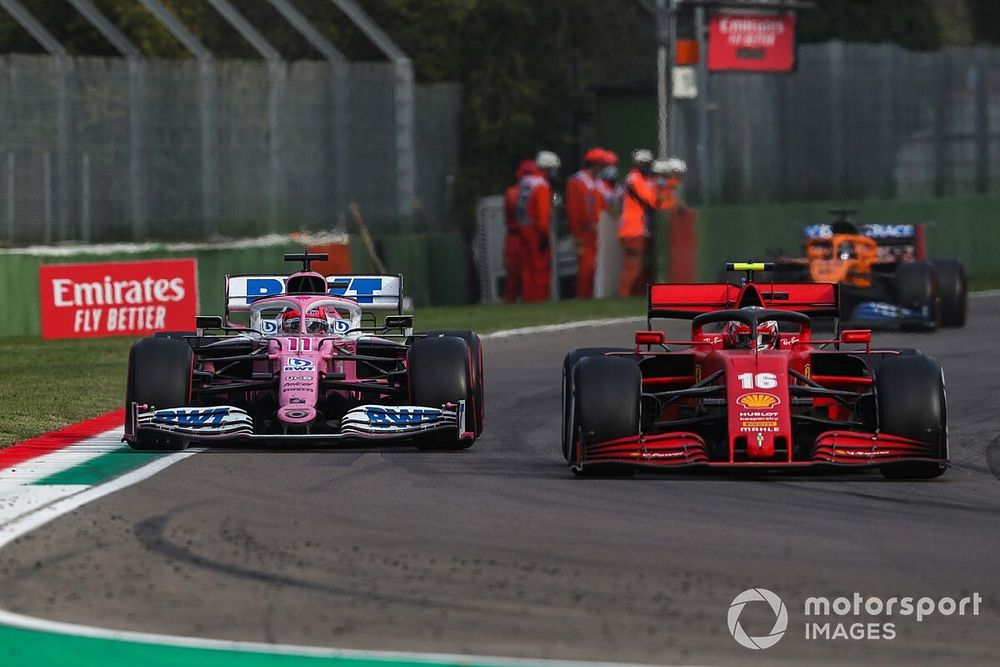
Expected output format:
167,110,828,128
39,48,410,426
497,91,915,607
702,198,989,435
39,259,198,339
708,12,796,73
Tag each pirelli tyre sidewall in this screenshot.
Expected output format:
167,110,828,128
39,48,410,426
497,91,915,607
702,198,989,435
570,354,641,477
408,335,475,450
418,330,484,437
874,352,947,479
126,337,194,451
930,258,968,328
894,260,939,327
561,347,631,461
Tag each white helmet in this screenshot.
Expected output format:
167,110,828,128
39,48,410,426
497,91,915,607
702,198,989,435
651,159,670,176
535,150,561,170
665,157,688,174
631,148,653,164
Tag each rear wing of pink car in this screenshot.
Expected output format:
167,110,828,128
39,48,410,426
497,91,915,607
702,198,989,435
225,273,404,323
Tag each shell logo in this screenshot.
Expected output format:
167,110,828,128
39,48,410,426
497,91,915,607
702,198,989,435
737,393,781,409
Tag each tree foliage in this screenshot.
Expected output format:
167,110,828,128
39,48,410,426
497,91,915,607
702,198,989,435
797,0,941,50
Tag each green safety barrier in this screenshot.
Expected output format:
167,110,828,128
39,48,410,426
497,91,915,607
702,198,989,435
694,194,1000,284
0,234,471,338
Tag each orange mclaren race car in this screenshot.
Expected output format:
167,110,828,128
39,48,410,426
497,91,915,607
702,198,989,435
767,209,967,331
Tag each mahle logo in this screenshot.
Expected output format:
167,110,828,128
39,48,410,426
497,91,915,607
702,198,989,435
728,588,788,650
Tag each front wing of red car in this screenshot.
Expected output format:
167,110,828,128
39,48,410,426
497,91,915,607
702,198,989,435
574,429,944,472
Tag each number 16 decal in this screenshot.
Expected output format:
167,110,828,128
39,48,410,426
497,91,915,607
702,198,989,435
737,372,778,389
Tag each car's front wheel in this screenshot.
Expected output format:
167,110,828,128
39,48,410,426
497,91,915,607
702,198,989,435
408,336,475,450
569,355,641,477
875,353,947,479
125,337,194,451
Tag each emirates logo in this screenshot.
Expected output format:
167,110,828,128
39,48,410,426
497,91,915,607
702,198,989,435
737,393,780,409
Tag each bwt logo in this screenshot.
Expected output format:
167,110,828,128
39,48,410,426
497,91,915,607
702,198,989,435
245,277,384,304
153,408,228,427
366,407,441,425
728,588,788,650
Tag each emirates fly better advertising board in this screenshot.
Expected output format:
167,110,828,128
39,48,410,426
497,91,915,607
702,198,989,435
39,259,198,339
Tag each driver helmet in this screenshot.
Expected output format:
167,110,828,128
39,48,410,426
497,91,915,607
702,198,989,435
837,240,856,261
279,306,330,334
722,306,779,351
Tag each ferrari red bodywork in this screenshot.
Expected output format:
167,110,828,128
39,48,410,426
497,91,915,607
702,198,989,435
570,280,947,473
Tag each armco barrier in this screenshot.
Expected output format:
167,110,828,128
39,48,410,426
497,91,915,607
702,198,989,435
695,194,1000,283
1,233,471,338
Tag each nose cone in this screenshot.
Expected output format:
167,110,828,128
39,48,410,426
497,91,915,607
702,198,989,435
278,405,317,424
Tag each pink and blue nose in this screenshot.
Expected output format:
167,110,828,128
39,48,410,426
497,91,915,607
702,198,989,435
277,405,317,424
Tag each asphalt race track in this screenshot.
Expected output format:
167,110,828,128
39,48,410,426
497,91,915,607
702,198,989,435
2,297,1000,666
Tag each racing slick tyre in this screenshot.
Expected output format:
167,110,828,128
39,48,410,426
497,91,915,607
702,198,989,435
125,337,194,451
420,331,484,437
570,355,641,478
874,353,947,479
894,260,939,328
408,336,476,450
930,259,967,328
561,347,631,461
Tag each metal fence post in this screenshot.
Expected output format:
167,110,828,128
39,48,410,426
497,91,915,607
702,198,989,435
5,152,13,244
42,150,52,243
694,4,711,204
207,0,285,232
974,47,990,195
828,41,845,196
66,0,147,239
267,0,350,226
331,0,416,226
80,152,90,242
0,0,72,241
137,0,217,235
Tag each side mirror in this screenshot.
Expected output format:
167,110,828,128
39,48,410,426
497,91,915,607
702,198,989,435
635,330,666,347
840,329,871,347
384,314,413,330
195,315,223,330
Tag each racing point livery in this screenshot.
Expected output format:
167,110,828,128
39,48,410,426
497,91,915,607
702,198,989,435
562,263,948,479
764,209,967,331
124,254,484,450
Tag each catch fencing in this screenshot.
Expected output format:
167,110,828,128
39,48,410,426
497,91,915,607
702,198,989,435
676,42,1000,204
0,54,461,245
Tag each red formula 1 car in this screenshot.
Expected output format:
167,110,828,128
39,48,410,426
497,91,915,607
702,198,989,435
562,263,948,479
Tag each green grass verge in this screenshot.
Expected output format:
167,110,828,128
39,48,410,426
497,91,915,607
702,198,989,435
0,336,135,447
0,297,644,448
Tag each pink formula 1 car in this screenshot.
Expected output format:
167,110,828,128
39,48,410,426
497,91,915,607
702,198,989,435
562,263,948,479
124,254,484,451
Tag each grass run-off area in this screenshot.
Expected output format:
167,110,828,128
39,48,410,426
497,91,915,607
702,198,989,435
0,297,643,447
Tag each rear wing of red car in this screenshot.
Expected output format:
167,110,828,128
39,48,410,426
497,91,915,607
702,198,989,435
648,281,840,320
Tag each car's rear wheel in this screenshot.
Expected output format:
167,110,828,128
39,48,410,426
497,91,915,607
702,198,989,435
894,260,939,327
408,336,475,450
126,337,193,451
570,355,641,477
930,259,967,328
874,353,947,479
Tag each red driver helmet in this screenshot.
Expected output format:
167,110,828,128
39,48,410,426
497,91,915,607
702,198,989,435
722,308,779,350
280,306,330,334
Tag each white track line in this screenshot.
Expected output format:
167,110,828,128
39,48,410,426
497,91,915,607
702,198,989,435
482,317,643,340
